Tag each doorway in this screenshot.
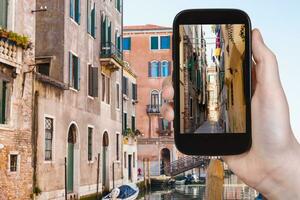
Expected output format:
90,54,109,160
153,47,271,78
67,124,77,193
160,148,170,175
128,154,132,182
102,132,109,191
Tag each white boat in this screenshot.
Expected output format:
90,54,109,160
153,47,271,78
102,183,139,200
175,179,186,185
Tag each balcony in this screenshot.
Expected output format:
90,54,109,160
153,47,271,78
146,104,160,114
0,37,25,71
157,129,173,137
100,42,124,72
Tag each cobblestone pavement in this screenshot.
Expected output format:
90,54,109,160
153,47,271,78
194,120,224,133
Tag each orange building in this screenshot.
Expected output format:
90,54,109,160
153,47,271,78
123,25,177,176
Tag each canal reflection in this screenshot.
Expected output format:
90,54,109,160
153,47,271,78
138,174,258,200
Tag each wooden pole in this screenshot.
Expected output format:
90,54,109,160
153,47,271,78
205,159,224,200
64,157,67,200
96,153,100,199
147,159,151,185
143,158,146,188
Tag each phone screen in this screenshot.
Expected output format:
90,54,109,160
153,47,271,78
179,24,246,134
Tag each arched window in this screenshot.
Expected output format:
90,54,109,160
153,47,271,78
150,61,159,77
151,90,160,106
161,61,170,77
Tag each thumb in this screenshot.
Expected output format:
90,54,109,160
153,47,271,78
252,29,281,88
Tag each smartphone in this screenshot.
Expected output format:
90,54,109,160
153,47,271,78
172,9,252,155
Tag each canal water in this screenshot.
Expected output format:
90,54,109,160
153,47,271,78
138,174,258,200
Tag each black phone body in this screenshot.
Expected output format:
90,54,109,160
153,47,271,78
173,9,252,155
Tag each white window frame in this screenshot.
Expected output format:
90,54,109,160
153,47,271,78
7,151,20,174
87,125,95,163
44,114,56,163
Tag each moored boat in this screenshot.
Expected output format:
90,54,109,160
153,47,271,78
102,183,139,200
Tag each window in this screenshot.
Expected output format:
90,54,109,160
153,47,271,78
131,116,135,131
9,154,18,172
0,0,8,28
161,61,170,77
116,134,119,160
87,1,96,37
70,0,81,24
69,52,80,90
159,118,171,131
123,38,131,51
116,83,120,109
151,90,160,106
133,152,136,168
88,65,98,97
150,36,159,50
45,117,54,161
124,152,127,168
123,112,127,130
160,36,171,49
149,61,160,77
231,81,234,106
122,77,128,95
115,32,121,51
88,127,93,161
101,15,112,47
190,97,193,117
101,74,110,104
0,79,9,124
132,83,137,101
37,63,50,76
116,0,121,12
106,77,110,104
102,74,105,101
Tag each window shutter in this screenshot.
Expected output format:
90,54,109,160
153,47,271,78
70,0,74,19
88,65,93,96
0,0,8,28
158,62,161,77
92,66,98,97
91,3,95,37
69,52,73,87
108,22,112,44
75,0,81,24
148,62,151,77
87,0,91,33
128,38,131,50
158,118,163,132
168,61,171,76
76,57,80,90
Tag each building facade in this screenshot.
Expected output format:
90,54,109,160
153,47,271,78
34,0,124,199
122,62,138,183
179,25,207,133
0,0,36,199
123,25,177,176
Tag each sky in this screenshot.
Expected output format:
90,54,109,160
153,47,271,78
124,0,300,142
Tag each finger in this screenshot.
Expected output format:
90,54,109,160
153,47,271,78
162,76,174,100
252,29,280,87
251,60,257,95
161,103,174,121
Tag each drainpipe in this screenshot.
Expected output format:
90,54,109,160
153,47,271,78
121,0,124,182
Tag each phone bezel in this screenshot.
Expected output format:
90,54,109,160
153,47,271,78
173,9,252,155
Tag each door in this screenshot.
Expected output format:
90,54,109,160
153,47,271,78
128,155,132,182
67,143,74,192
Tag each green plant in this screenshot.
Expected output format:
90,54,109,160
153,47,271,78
0,27,30,49
32,186,42,196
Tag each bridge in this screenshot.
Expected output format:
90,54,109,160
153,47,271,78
161,155,211,177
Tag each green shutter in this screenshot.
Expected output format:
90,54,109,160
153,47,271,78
87,0,91,33
151,37,158,50
108,22,111,44
92,66,98,97
70,0,74,19
0,81,6,124
76,57,80,90
0,0,8,28
75,0,80,24
69,52,73,87
91,3,95,37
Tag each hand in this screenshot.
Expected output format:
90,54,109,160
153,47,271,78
161,29,300,199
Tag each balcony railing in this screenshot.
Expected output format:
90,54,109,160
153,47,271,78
157,129,172,136
100,42,123,63
0,38,23,69
146,104,160,114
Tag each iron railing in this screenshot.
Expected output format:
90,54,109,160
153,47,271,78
100,42,123,62
146,104,160,114
162,156,210,176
